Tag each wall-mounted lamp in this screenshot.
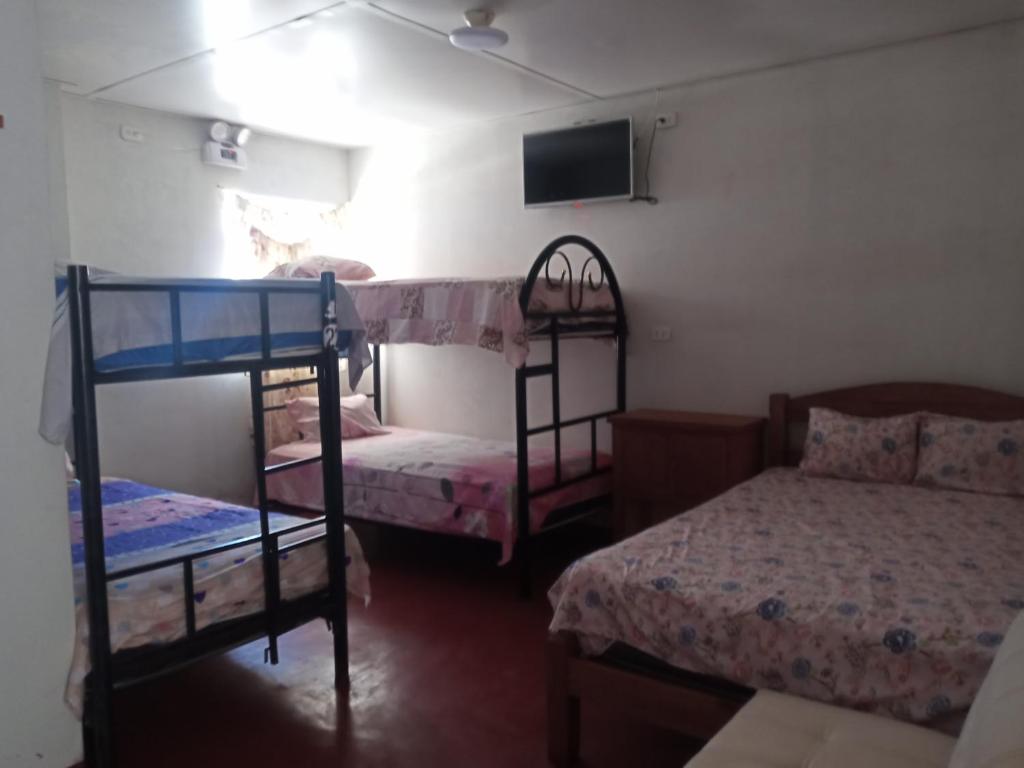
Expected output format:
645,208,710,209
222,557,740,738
203,120,252,170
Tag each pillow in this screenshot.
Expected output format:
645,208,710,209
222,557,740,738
915,415,1024,496
947,609,1024,768
265,255,375,282
285,394,388,441
799,408,919,484
284,396,320,439
339,394,389,439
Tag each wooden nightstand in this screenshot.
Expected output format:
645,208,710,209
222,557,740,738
609,410,765,540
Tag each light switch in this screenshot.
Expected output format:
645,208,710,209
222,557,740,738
651,326,672,342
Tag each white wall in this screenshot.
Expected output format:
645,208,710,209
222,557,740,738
0,1,80,765
348,21,1024,440
59,96,350,501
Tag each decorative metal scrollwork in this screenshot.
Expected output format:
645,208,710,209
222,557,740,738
542,249,607,313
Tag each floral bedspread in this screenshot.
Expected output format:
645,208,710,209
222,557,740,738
344,277,616,366
265,427,612,563
66,479,370,717
548,468,1024,723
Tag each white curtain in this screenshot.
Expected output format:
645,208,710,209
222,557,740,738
224,191,349,277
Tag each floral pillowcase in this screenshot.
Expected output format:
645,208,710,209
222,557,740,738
799,408,919,484
915,415,1023,497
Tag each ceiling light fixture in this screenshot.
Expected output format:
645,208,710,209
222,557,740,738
209,120,231,142
449,8,508,51
209,121,252,147
231,125,252,146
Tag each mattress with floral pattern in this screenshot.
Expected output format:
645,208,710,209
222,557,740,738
344,276,617,367
65,478,370,717
548,468,1024,724
265,427,612,563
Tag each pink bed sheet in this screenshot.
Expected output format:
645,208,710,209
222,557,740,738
343,277,616,367
265,427,612,563
549,468,1024,724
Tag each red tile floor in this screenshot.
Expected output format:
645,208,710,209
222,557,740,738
105,526,702,767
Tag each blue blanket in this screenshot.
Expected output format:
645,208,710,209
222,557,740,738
68,480,274,566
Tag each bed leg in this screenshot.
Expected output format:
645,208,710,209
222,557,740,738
518,543,533,600
547,632,581,767
82,717,95,768
332,617,350,692
82,677,116,768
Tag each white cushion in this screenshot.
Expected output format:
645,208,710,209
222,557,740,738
685,690,955,768
948,609,1024,768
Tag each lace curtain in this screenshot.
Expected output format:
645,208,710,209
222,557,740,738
226,191,349,277
225,191,349,448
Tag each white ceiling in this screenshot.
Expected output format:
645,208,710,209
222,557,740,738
37,0,1024,147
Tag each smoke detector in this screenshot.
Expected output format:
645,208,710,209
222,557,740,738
449,8,509,51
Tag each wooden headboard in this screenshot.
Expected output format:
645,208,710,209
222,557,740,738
767,382,1024,467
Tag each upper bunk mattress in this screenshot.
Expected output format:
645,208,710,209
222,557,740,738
41,271,371,444
344,277,617,367
265,427,612,563
65,478,370,717
548,468,1024,724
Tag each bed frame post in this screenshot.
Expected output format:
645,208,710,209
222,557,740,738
371,343,382,424
319,272,350,689
551,321,562,485
68,266,117,768
767,393,789,467
617,327,627,412
513,235,628,600
514,365,532,599
547,631,582,767
250,367,280,666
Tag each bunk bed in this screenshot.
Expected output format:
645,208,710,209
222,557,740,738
43,267,371,768
263,235,627,595
546,383,1024,767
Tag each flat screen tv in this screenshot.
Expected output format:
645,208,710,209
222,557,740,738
523,118,633,207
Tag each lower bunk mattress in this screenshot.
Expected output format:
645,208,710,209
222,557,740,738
549,468,1024,726
66,478,370,716
265,427,612,563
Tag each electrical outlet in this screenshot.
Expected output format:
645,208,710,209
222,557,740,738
651,326,672,342
119,125,144,143
655,112,677,129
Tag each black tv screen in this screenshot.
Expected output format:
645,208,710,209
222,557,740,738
523,119,633,207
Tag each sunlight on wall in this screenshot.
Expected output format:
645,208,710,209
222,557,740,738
342,135,426,279
218,189,251,278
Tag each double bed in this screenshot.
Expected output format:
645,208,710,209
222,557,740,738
546,382,1024,765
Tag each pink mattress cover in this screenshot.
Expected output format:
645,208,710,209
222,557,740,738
549,468,1024,724
66,481,370,717
343,277,616,367
265,427,612,563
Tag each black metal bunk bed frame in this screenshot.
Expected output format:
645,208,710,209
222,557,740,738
364,235,627,596
67,267,351,768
